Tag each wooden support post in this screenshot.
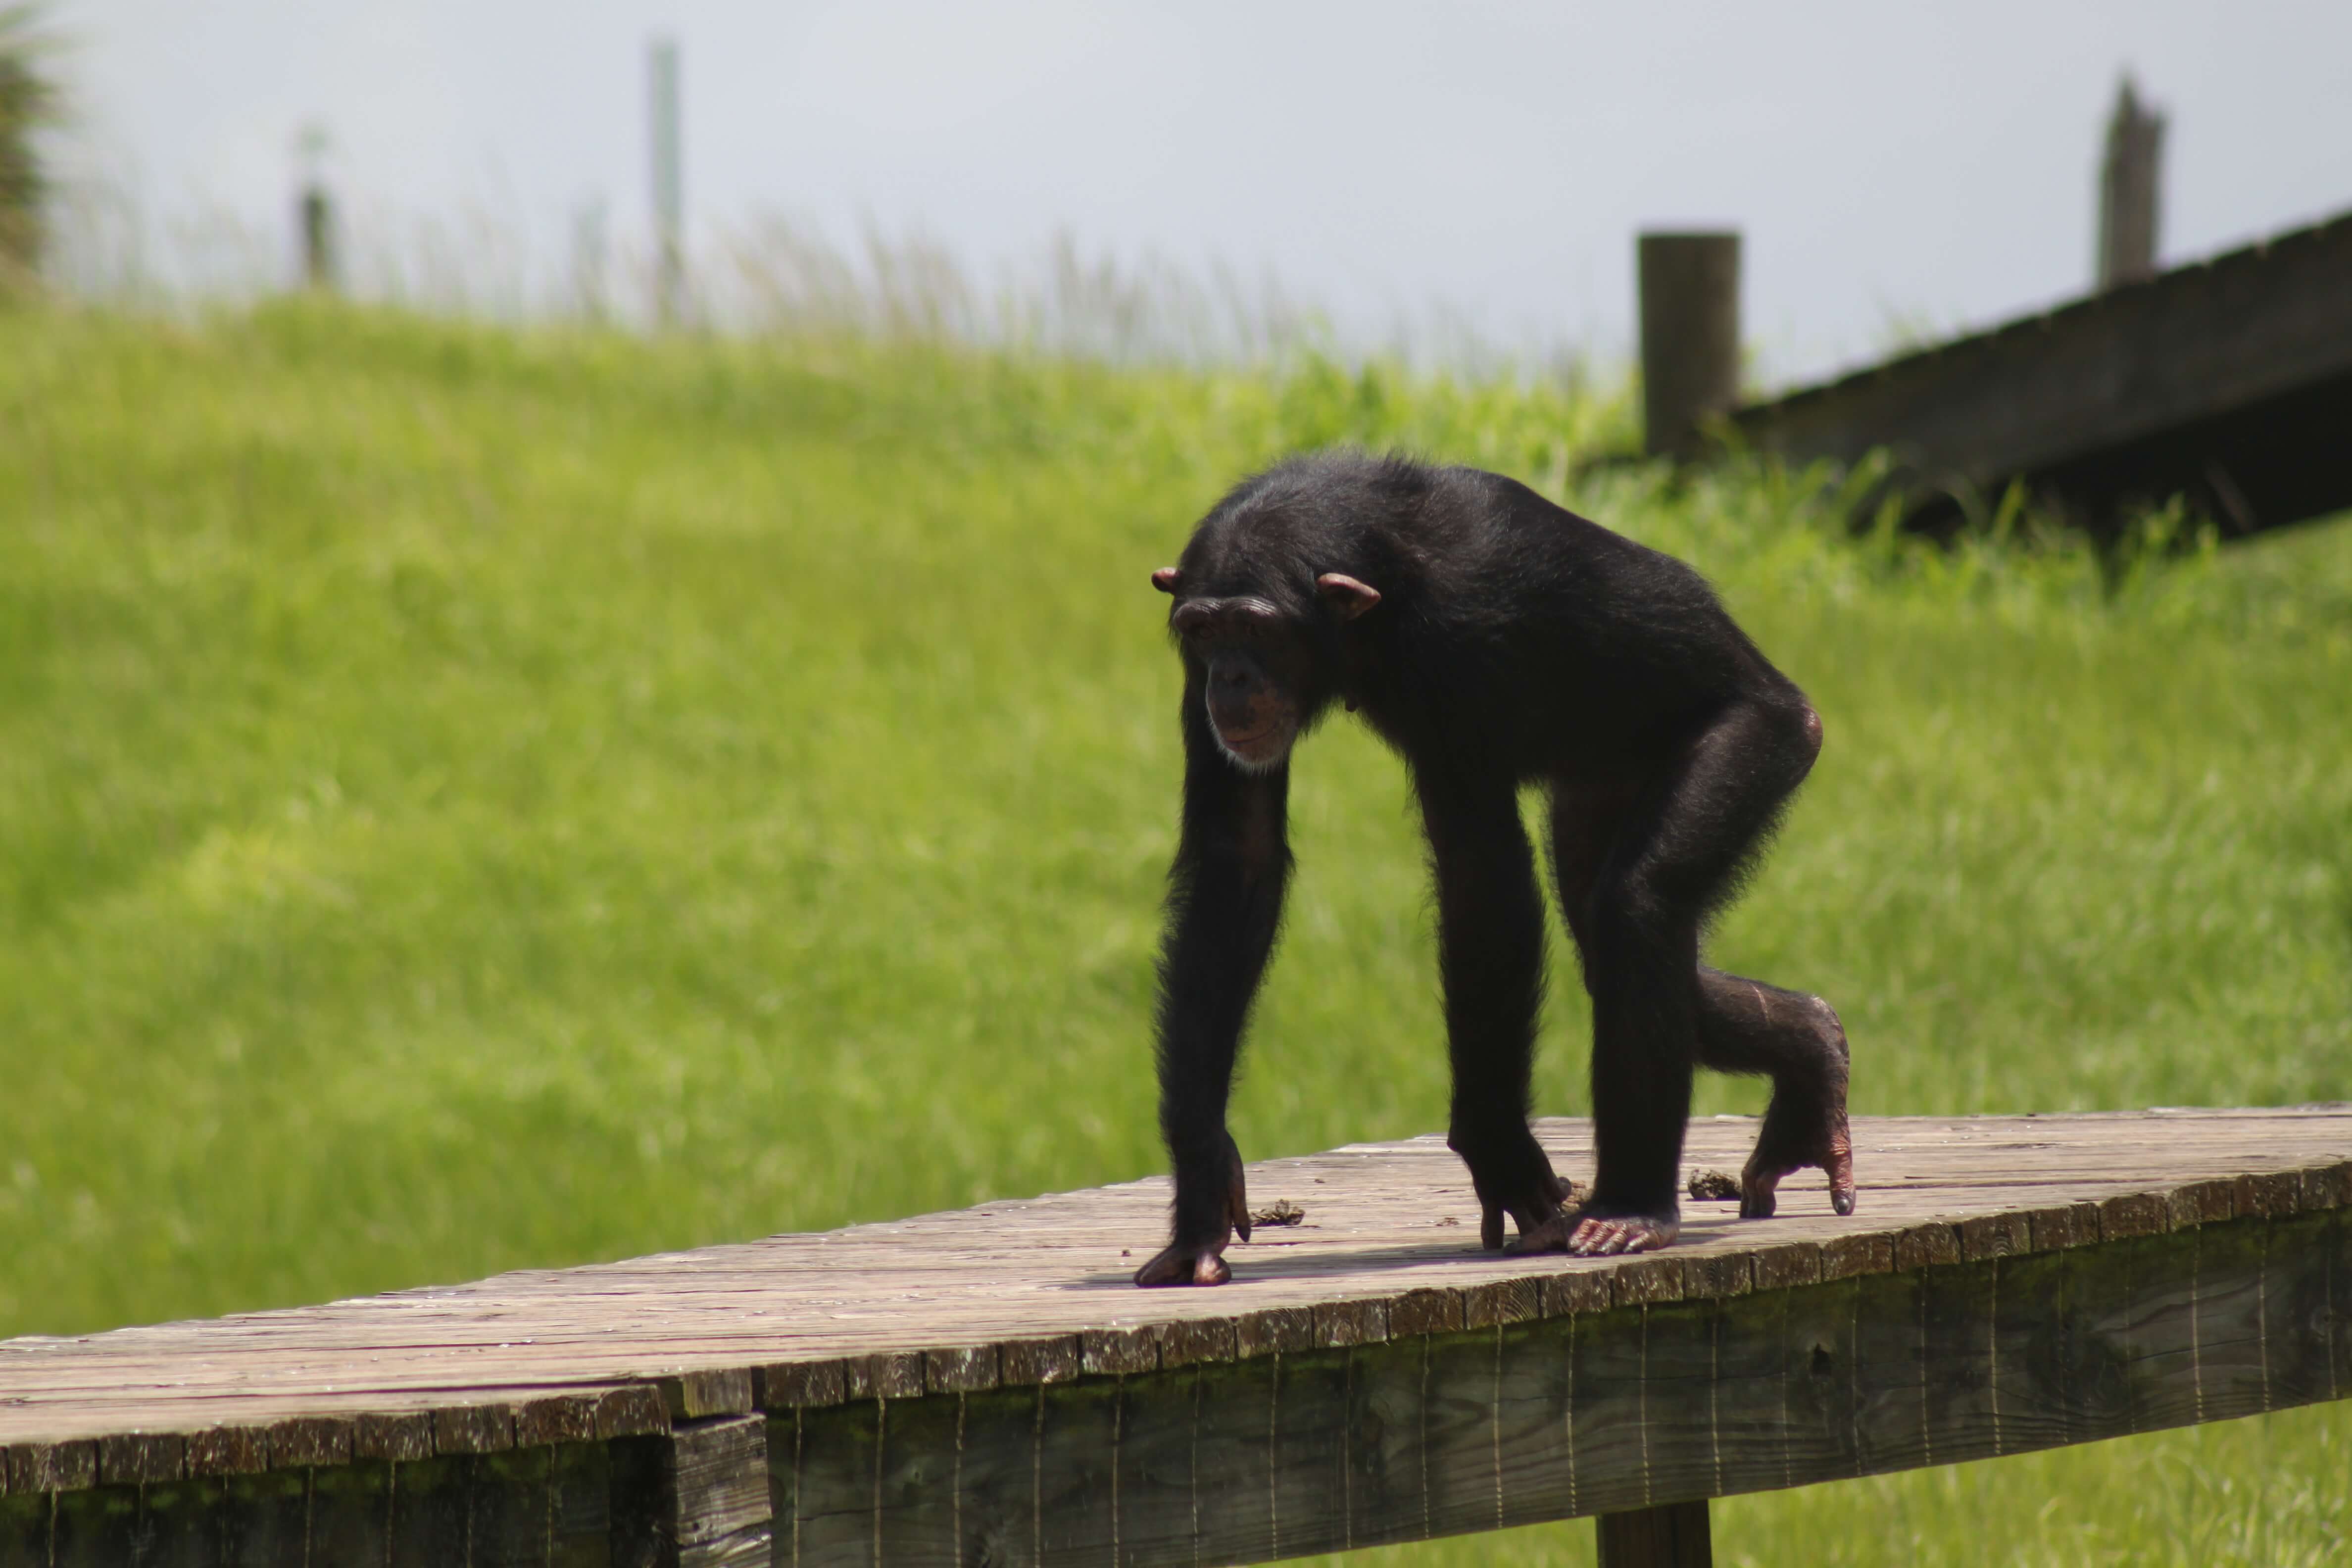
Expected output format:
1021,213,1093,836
299,186,335,291
1637,231,1741,461
2096,75,2164,291
649,35,685,328
573,196,610,322
616,1414,772,1568
1597,1500,1713,1567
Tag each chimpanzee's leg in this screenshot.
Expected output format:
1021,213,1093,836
1692,970,1855,1218
1527,696,1822,1255
1419,773,1569,1249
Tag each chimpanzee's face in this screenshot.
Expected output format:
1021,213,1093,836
1170,597,1310,773
1150,562,1382,773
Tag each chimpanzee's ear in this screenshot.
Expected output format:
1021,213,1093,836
1316,573,1382,621
1152,567,1180,595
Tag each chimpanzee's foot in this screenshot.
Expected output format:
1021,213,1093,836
1509,1204,1679,1256
1133,1140,1253,1287
1567,1212,1679,1255
1739,996,1856,1220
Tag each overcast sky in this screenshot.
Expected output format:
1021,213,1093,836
47,1,2352,384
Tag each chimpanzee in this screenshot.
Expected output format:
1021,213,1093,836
1133,452,1853,1287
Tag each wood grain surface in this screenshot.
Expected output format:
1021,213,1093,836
1,1111,2347,1566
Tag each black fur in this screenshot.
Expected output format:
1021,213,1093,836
1136,452,1851,1285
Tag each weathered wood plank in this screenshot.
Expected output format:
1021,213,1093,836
1567,1301,1657,1519
0,1494,33,1568
661,1416,771,1568
1347,1340,1431,1549
1113,1365,1206,1566
756,1210,2342,1565
1,1114,2346,1565
1422,1319,1510,1536
385,1456,469,1568
12,1113,2350,1456
872,1379,961,1566
0,1495,46,1568
218,1467,309,1568
1032,1372,1121,1566
475,1447,555,1568
1188,1348,1278,1564
784,1398,877,1568
140,1477,227,1568
307,1459,391,1567
550,1441,616,1568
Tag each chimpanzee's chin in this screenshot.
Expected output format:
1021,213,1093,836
1215,727,1292,772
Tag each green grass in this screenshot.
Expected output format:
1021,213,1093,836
1,301,2347,1565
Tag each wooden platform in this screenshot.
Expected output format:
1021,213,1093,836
3,1110,2349,1566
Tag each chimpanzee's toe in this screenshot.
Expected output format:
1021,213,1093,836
1739,1165,1783,1220
1829,1143,1857,1216
1565,1213,1678,1256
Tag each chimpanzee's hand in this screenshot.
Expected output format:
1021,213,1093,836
1479,1168,1572,1251
1739,994,1857,1221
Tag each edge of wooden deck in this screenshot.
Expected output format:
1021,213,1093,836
3,1110,2349,1502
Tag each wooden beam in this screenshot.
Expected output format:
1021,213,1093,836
757,1208,2343,1566
1733,212,2352,534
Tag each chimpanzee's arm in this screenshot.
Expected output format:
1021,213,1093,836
1136,666,1293,1286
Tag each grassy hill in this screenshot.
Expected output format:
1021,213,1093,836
1,301,2346,1566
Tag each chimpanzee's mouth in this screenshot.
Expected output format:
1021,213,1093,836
1213,720,1291,769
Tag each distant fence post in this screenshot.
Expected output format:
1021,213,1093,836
1638,231,1741,461
572,196,609,322
2096,75,2164,290
298,185,336,292
649,36,685,327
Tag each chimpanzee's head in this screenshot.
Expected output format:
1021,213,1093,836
1150,565,1381,772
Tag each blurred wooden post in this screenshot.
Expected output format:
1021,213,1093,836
298,185,335,292
1638,231,1741,461
649,36,684,327
1597,1501,1713,1568
2097,75,2164,290
572,196,609,322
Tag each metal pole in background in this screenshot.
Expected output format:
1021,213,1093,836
2096,74,2165,291
1637,231,1741,461
649,36,684,327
